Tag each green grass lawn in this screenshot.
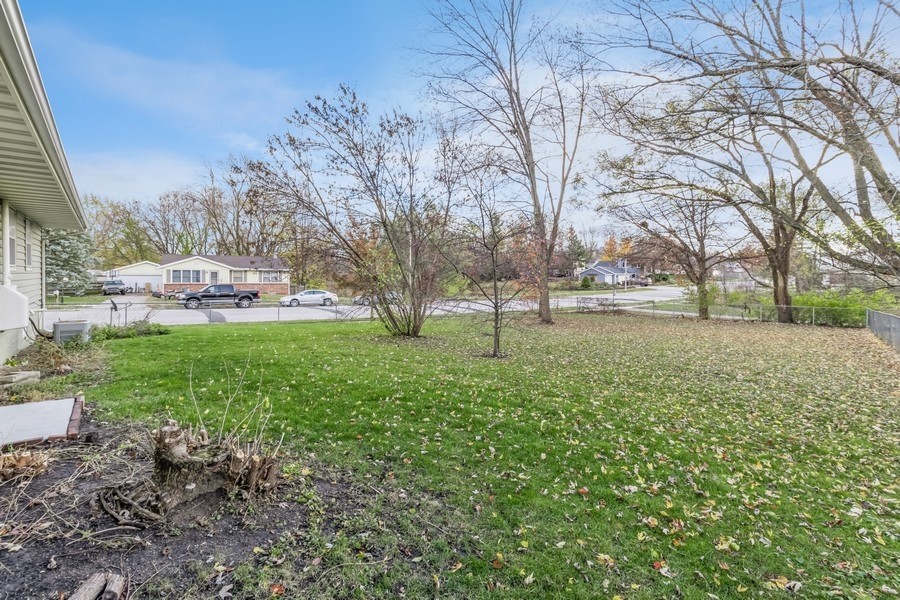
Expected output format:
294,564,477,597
548,286,654,297
42,315,900,598
648,301,751,318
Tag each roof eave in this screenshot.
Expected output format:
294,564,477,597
0,0,84,230
160,256,236,271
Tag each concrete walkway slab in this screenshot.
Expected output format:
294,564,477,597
0,396,82,446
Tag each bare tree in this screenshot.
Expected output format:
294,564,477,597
425,0,594,323
589,0,900,279
86,196,161,269
596,120,823,321
603,189,745,319
278,213,334,287
437,143,530,357
246,87,453,337
141,191,213,256
188,165,293,257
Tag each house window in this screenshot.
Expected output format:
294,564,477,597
171,269,202,284
261,271,282,283
232,270,246,283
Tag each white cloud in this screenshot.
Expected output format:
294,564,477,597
31,23,304,138
70,151,203,202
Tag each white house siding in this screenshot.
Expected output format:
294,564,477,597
11,210,43,309
113,274,160,293
110,262,162,292
1,208,44,362
162,257,289,295
162,257,223,290
245,270,286,285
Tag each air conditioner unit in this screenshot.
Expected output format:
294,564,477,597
0,285,28,330
53,320,91,344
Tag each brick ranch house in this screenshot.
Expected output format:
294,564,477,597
160,254,290,295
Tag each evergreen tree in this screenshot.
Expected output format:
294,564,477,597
564,226,590,272
45,228,94,291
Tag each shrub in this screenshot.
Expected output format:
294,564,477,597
580,276,593,289
724,289,765,305
789,289,899,327
91,321,171,341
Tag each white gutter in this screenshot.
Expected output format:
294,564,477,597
2,198,10,286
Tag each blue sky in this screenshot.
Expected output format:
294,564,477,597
20,1,432,201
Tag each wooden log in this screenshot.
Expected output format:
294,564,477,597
102,573,127,599
69,571,107,600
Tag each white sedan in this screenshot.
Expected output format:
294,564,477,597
279,289,338,307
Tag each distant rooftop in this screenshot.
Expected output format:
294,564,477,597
160,254,289,270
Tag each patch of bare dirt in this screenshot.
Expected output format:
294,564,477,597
0,411,353,599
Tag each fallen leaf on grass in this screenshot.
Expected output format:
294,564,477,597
763,576,789,590
659,566,677,578
269,583,286,596
596,554,616,568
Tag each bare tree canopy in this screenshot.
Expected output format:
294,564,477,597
436,138,531,356
245,86,453,337
606,189,747,318
86,165,309,270
424,0,595,322
588,0,899,279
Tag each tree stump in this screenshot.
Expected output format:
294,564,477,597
99,420,279,524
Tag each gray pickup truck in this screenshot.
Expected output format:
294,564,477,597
178,284,261,309
101,280,128,295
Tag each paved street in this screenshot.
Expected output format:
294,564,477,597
41,286,686,328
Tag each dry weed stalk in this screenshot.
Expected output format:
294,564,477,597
99,360,283,525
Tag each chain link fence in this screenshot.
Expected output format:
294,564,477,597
867,310,900,351
39,299,362,328
577,299,874,328
42,296,581,329
40,297,899,352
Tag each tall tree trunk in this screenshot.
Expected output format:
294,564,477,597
697,275,711,320
772,257,793,324
537,238,553,323
493,310,501,358
493,275,501,357
538,283,552,323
